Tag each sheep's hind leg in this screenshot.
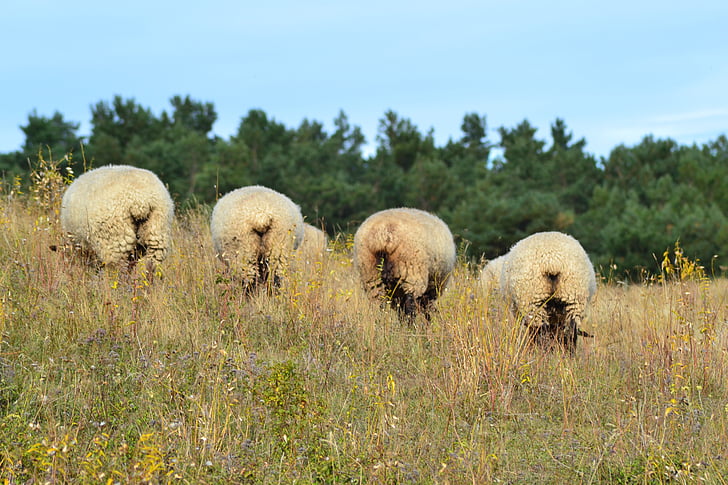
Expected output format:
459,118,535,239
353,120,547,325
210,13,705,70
387,287,419,324
561,318,578,354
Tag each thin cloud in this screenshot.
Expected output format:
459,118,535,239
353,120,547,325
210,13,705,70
651,109,728,124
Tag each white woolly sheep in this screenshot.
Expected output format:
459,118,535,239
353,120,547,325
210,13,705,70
60,164,174,267
500,231,596,352
210,185,304,290
479,254,508,293
353,207,457,320
295,223,329,265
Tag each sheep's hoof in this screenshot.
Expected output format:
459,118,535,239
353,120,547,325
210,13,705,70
402,294,417,318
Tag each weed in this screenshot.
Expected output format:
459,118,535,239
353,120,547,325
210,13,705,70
0,152,727,483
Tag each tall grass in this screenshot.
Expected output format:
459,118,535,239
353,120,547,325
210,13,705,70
0,157,726,483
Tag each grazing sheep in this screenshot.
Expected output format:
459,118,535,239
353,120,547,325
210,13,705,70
296,223,328,264
353,207,457,320
60,164,174,267
480,254,508,293
500,231,596,352
210,185,304,290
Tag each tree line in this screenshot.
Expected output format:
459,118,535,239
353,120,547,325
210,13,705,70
2,94,727,278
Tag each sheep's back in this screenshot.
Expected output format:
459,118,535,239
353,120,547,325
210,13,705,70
356,209,453,267
353,208,456,295
480,254,508,292
503,232,595,310
296,223,328,262
210,185,304,257
60,165,173,254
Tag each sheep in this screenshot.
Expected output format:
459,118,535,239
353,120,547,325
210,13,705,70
479,254,508,293
60,164,174,268
353,207,457,320
296,223,328,264
500,231,596,352
210,185,304,291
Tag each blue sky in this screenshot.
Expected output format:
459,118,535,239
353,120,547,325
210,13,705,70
2,0,727,159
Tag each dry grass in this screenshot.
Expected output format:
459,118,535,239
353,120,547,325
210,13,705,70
0,161,727,483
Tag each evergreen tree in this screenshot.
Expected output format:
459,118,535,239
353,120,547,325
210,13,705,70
88,96,164,163
1,99,726,275
15,110,84,174
376,110,425,172
544,118,602,213
21,110,82,156
451,119,594,260
169,95,217,135
578,136,728,277
235,109,292,178
86,95,218,203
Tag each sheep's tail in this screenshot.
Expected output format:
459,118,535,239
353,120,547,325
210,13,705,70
129,199,153,222
545,271,560,294
130,201,171,263
250,212,274,237
542,269,595,340
374,250,398,286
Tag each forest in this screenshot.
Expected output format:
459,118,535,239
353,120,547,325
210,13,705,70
2,94,727,277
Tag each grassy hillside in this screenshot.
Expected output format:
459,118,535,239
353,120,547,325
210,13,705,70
0,163,727,483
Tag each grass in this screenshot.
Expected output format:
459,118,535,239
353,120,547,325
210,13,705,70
0,159,727,483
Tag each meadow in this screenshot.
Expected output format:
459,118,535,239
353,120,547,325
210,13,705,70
0,162,727,484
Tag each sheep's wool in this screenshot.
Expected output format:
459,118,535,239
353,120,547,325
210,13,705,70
353,207,456,317
500,231,596,350
210,185,304,286
60,164,174,266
